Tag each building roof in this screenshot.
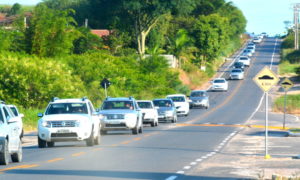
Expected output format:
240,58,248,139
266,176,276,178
91,29,111,37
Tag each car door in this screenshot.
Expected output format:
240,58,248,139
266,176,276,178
88,102,100,134
3,106,19,151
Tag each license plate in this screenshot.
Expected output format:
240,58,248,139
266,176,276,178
108,121,121,124
57,129,70,133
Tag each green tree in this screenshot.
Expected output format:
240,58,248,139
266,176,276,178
73,27,103,54
8,3,22,16
27,3,79,57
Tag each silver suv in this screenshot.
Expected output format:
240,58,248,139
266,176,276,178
99,97,143,135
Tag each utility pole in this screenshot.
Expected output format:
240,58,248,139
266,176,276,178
85,18,88,28
293,4,300,50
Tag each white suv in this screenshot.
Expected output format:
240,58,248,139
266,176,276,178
166,94,190,116
7,105,24,139
0,101,22,165
37,97,101,148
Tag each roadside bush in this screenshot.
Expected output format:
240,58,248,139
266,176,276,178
0,52,85,108
286,50,300,63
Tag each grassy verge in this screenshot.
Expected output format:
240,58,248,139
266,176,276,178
279,61,300,76
19,108,43,132
273,94,300,115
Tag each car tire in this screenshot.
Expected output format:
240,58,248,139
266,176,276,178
20,129,24,139
94,130,101,145
11,141,22,163
132,126,138,135
47,142,55,147
155,120,159,126
151,121,155,127
138,125,143,133
0,139,10,165
86,131,94,146
38,136,47,148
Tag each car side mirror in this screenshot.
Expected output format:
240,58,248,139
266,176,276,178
176,106,180,109
8,117,18,123
155,107,159,110
19,113,24,118
37,113,43,117
95,108,100,112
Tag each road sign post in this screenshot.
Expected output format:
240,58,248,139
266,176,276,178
100,78,111,98
280,78,294,129
253,66,279,159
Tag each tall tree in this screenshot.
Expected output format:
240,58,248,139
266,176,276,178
27,3,79,57
8,3,22,16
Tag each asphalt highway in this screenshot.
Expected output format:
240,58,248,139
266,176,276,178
0,37,280,180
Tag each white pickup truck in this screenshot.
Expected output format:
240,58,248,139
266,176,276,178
37,97,101,148
0,101,23,165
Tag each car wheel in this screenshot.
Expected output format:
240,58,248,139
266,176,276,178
38,136,47,148
155,120,159,126
0,139,10,165
11,141,22,163
20,129,24,139
94,130,101,145
47,142,55,147
132,126,138,135
151,121,155,127
86,130,95,146
138,125,143,133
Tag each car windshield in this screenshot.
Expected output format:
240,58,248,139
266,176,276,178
46,103,88,115
240,57,248,60
232,69,242,73
137,102,152,109
214,79,225,83
9,107,18,116
168,96,185,102
102,101,134,110
234,62,243,67
153,100,172,107
191,91,206,97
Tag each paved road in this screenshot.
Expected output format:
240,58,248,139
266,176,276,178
0,37,280,180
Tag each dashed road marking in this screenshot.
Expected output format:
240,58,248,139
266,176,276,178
0,164,39,172
176,171,185,174
72,152,86,157
190,162,197,165
183,166,191,170
47,158,64,163
165,175,178,180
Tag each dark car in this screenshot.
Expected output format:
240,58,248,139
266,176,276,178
153,99,177,123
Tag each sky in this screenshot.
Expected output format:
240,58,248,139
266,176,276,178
0,0,299,35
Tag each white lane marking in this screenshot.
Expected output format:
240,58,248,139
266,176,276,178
176,171,185,174
166,176,178,180
214,149,220,152
196,159,203,162
201,156,208,159
217,145,222,149
183,166,191,170
270,38,278,70
210,152,216,155
190,162,197,165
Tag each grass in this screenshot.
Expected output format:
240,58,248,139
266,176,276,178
19,107,43,132
273,94,300,115
279,61,300,76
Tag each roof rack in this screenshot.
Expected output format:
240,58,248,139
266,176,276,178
82,96,88,101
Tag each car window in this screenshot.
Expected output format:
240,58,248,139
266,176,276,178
88,102,94,114
10,107,18,116
46,103,88,115
0,108,4,123
3,107,12,120
168,96,185,102
232,69,242,73
137,102,153,109
191,91,206,97
214,79,225,83
153,100,173,107
102,101,134,110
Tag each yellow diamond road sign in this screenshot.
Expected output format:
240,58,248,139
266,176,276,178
253,66,279,92
280,77,294,91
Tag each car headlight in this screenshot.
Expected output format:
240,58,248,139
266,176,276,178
41,120,51,128
99,114,107,120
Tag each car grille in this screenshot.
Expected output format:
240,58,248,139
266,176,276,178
106,114,125,120
106,123,126,128
50,121,76,128
51,133,77,137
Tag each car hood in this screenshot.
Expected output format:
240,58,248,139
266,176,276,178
99,109,136,115
231,72,243,75
42,114,90,121
157,107,174,112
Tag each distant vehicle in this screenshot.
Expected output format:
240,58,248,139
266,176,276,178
211,78,228,92
189,90,209,109
99,97,143,135
230,68,244,80
238,56,251,66
233,62,245,71
153,99,177,123
247,42,256,48
253,37,262,43
0,101,22,165
242,49,252,57
246,46,255,53
261,32,268,37
7,105,24,139
166,94,190,116
37,97,101,148
137,100,158,127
